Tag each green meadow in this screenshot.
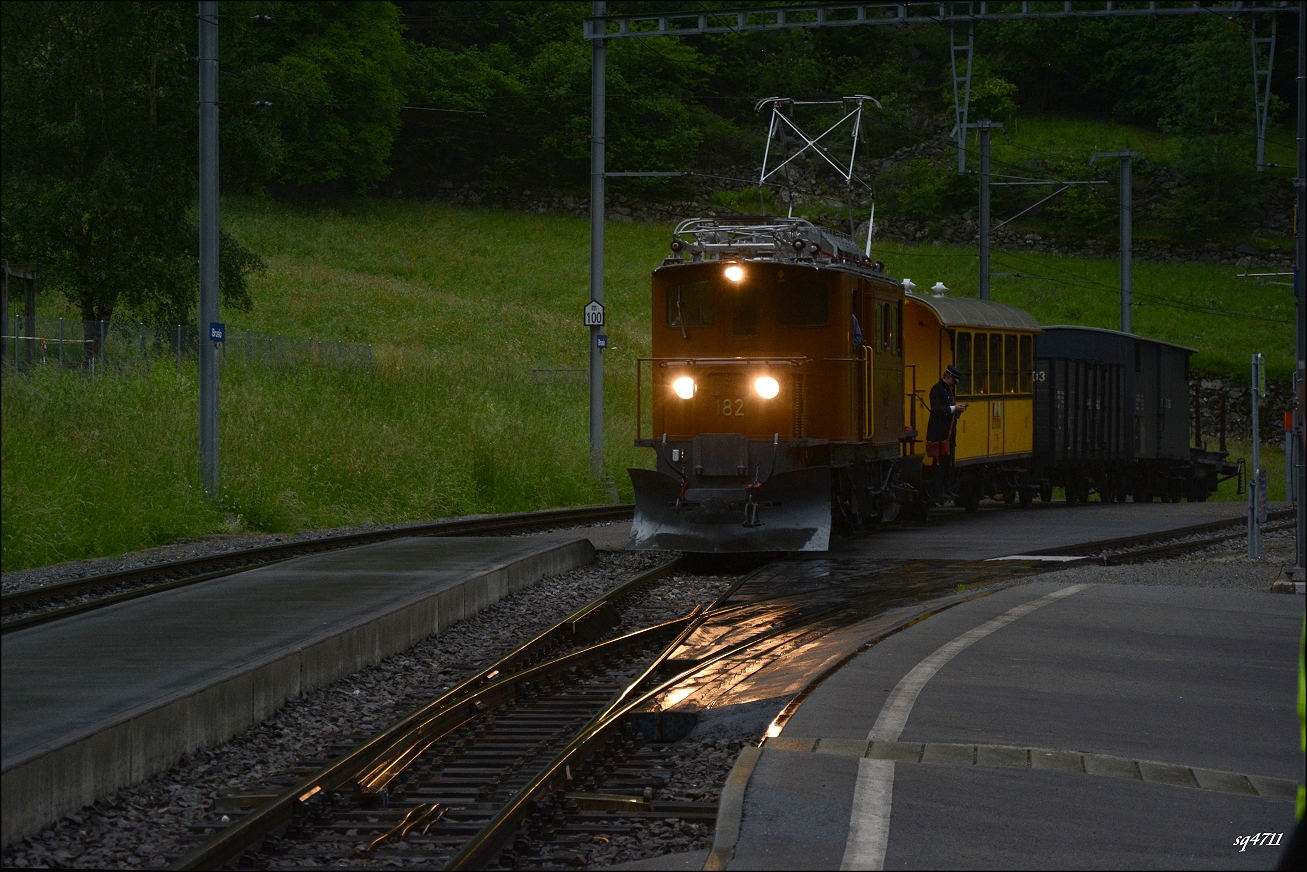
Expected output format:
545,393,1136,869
1,198,1296,571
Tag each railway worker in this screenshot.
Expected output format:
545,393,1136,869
927,365,968,475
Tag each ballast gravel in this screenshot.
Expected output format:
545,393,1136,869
1,548,739,870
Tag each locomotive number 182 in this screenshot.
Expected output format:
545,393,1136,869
717,398,745,417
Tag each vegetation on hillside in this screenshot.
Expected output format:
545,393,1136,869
1,4,1298,569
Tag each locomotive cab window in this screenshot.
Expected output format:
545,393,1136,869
667,281,714,327
776,282,829,326
732,285,758,335
895,301,903,356
881,302,894,352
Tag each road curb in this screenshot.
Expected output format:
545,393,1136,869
703,745,763,871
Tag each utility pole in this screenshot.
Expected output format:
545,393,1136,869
589,1,606,479
198,1,220,498
1296,5,1306,577
1091,151,1139,333
1118,152,1134,334
977,120,998,300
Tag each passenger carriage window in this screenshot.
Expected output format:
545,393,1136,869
732,285,758,335
956,332,973,394
973,333,988,396
1004,334,1018,393
667,281,713,326
777,282,829,326
989,334,1004,393
1019,335,1033,392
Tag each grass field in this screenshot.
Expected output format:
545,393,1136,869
2,196,1297,571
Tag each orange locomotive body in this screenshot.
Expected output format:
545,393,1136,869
628,218,910,552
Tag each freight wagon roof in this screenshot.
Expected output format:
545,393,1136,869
906,294,1041,331
1039,325,1198,355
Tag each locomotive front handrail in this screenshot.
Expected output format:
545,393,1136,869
654,356,808,367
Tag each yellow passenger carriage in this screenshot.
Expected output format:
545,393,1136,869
902,292,1042,510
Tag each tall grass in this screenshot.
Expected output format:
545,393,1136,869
2,365,223,568
2,354,615,570
3,196,1294,570
870,239,1295,376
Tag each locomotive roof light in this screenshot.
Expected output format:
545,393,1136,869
754,376,780,399
724,264,744,282
672,376,696,399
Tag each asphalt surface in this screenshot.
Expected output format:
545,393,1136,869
724,580,1302,870
830,498,1250,560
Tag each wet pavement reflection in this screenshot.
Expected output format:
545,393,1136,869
666,558,1050,712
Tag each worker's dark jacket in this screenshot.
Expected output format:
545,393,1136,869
926,379,957,443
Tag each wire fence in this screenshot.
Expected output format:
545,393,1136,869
0,316,372,374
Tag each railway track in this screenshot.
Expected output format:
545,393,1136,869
1,504,634,634
1029,508,1296,565
163,513,1280,870
172,555,718,870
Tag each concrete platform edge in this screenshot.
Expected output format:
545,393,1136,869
0,537,594,849
703,745,762,870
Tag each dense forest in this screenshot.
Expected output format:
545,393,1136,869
2,1,1301,326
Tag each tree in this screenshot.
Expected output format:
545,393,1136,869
1157,18,1261,234
220,1,410,191
1,1,261,336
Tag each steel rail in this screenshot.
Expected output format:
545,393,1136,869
2,503,633,634
1025,508,1296,560
1102,519,1297,565
445,601,825,870
171,555,679,871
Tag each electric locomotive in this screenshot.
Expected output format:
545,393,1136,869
627,217,906,552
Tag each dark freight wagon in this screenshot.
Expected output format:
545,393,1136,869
1034,326,1236,503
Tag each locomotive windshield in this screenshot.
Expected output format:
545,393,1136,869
776,281,829,326
667,280,714,327
731,285,758,335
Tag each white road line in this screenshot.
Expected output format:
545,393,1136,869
840,759,894,871
839,583,1091,871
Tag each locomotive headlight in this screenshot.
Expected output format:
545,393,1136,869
754,376,780,399
724,264,744,282
672,376,696,399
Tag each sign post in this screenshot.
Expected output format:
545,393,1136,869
1249,353,1265,558
198,1,220,500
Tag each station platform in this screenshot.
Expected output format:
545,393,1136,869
830,497,1251,560
707,579,1303,870
0,535,593,848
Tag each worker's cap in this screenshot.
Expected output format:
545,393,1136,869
944,365,964,380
